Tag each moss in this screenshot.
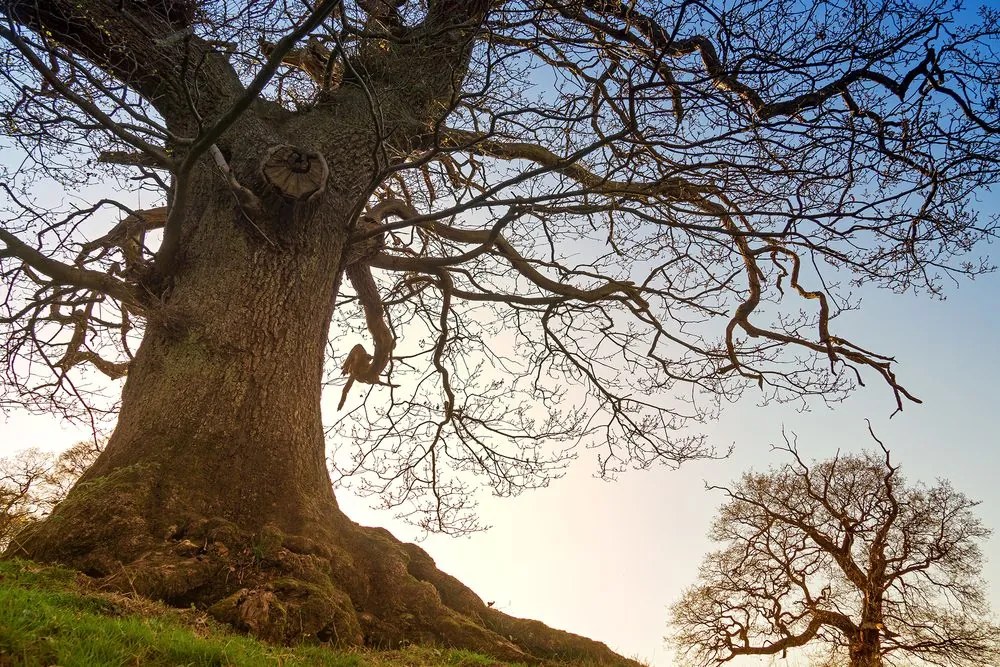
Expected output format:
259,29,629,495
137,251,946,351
207,588,289,642
0,559,363,666
253,524,285,562
11,479,642,666
270,573,363,644
0,559,642,666
8,464,155,573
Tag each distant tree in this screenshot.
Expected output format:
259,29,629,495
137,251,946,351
1,0,999,660
0,448,50,550
670,433,1000,667
0,441,102,550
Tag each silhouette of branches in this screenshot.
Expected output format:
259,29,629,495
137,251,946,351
1,1,998,531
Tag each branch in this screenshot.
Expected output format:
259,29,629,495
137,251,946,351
0,24,173,167
259,35,343,89
727,609,855,658
558,0,940,122
717,475,871,591
1,0,196,105
97,151,166,168
183,0,343,164
370,206,519,269
52,304,129,379
440,128,711,202
0,229,139,307
437,126,918,409
209,145,264,213
77,206,168,259
367,209,648,311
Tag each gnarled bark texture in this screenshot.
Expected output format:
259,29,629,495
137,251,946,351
849,630,883,667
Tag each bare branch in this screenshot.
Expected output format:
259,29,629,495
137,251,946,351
0,228,139,307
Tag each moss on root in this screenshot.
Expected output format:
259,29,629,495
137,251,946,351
7,464,157,574
0,558,646,666
10,496,642,666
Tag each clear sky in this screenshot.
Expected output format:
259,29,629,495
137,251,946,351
3,257,998,666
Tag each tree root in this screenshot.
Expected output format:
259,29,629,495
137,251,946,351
7,482,639,665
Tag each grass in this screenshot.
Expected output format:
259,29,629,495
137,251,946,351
0,559,524,666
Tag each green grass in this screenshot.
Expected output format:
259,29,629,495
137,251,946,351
0,559,521,666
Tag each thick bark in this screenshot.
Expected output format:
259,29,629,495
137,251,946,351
10,137,358,607
848,591,885,667
849,616,883,667
849,635,883,667
6,124,638,665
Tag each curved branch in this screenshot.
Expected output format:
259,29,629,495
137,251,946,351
77,206,167,260
728,609,856,659
52,304,129,379
557,0,941,121
440,128,711,202
0,229,139,308
370,214,648,311
0,24,173,167
344,262,394,384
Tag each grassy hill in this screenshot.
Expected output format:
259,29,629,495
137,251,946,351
0,558,538,667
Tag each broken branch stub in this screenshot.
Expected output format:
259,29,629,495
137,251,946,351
260,144,329,199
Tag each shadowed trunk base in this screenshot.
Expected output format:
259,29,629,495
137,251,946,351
7,465,638,666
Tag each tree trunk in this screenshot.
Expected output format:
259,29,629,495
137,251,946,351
849,631,883,667
6,145,638,664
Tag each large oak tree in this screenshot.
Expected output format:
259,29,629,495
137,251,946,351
0,0,997,662
670,434,1000,667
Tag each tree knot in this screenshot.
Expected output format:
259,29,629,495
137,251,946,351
260,144,329,200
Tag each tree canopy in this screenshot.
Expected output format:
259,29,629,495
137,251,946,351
1,0,996,534
670,433,1000,667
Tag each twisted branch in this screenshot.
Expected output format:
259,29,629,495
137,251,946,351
337,200,408,409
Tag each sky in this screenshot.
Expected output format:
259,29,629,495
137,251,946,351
2,4,999,664
3,256,999,666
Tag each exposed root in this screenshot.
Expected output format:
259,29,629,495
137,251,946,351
9,487,639,664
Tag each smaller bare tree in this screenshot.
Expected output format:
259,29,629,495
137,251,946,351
0,441,103,550
669,430,1000,667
